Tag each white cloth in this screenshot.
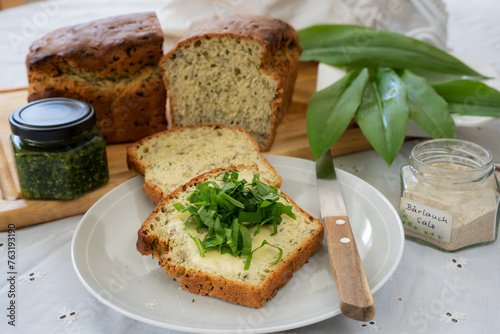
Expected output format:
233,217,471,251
1,205,499,334
0,0,448,90
156,0,448,49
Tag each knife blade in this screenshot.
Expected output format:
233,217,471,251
316,149,375,322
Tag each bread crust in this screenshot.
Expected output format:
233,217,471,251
137,166,324,308
26,12,167,143
27,12,163,76
161,15,301,151
126,124,282,203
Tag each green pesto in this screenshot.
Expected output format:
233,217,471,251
10,126,109,200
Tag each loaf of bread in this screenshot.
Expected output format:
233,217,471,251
161,15,301,151
26,12,167,144
127,125,282,204
137,165,324,308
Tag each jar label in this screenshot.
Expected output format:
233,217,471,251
400,198,454,243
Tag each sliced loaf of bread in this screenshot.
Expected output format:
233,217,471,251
127,125,282,203
161,15,301,151
26,12,167,144
136,165,324,308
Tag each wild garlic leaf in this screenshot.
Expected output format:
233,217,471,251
238,222,253,257
244,240,283,271
188,233,205,257
299,25,500,166
298,25,486,78
307,68,369,160
400,70,456,138
431,79,500,117
356,68,409,165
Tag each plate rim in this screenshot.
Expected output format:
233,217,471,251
71,155,405,333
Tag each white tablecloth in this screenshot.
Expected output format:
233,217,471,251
1,1,500,333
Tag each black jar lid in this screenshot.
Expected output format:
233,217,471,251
9,98,96,141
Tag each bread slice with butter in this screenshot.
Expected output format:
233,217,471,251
127,124,282,204
136,165,324,308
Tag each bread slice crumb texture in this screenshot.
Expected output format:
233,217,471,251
128,125,281,202
164,37,276,149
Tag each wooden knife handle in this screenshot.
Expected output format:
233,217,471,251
323,215,376,322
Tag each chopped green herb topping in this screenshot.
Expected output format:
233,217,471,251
174,170,295,269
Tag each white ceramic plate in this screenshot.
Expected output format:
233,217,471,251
316,54,500,137
71,155,404,333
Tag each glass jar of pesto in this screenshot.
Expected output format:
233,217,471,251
9,98,109,200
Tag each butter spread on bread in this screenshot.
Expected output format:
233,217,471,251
136,166,324,308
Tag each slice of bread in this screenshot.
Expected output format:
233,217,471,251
161,14,301,151
137,165,324,308
127,125,282,204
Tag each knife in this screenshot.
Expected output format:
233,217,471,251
316,149,376,322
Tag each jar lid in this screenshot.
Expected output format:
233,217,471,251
9,98,96,141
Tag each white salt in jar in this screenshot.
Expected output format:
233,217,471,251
400,139,499,251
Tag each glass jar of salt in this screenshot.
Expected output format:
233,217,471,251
400,139,499,251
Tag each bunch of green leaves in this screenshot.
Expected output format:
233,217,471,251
173,170,295,270
299,25,500,165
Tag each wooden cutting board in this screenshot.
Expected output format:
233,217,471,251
0,61,372,231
